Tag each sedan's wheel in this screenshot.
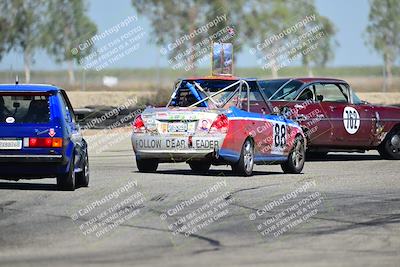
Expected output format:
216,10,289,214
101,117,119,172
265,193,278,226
57,154,76,191
76,153,89,187
231,139,254,176
189,161,211,172
136,158,158,172
378,129,400,160
281,135,305,174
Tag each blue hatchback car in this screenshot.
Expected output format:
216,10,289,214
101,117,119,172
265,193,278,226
0,84,89,191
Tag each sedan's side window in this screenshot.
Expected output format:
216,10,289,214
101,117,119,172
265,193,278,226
316,83,349,103
297,87,315,101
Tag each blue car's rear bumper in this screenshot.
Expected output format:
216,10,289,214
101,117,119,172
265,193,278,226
0,154,67,179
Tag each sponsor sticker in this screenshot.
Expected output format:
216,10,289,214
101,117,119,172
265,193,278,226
5,117,15,124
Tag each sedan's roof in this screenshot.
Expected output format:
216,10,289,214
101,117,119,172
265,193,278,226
260,77,347,84
0,84,60,92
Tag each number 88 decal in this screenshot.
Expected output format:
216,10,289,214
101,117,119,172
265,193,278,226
343,106,360,135
274,123,287,149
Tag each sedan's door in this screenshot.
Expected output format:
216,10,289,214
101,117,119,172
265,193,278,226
316,83,373,146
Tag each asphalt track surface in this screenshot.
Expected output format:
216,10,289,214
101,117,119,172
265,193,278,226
0,134,399,267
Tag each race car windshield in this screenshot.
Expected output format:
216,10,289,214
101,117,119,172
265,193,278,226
258,79,289,99
170,80,241,108
0,94,50,124
268,80,303,100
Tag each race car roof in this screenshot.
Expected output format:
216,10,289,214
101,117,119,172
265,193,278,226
182,76,257,81
0,84,60,92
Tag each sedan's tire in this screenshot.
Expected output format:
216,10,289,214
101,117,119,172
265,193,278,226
136,158,158,172
76,152,89,187
281,135,306,174
189,161,211,172
378,129,400,160
231,138,254,176
57,154,76,191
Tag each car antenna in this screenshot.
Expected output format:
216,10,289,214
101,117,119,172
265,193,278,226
15,75,19,85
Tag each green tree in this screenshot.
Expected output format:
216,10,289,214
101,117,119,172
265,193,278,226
365,0,400,91
132,0,245,73
289,0,337,76
0,0,47,83
244,0,337,78
43,0,97,85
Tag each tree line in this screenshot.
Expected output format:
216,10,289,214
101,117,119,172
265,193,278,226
0,0,398,91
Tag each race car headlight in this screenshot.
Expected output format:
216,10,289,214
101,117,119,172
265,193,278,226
133,115,146,133
210,114,229,134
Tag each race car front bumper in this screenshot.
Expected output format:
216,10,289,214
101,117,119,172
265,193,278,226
131,134,225,162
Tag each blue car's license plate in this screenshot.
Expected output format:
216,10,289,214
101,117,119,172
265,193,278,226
0,139,22,150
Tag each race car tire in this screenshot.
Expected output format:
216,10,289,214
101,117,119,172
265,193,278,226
76,152,90,187
378,129,400,160
57,154,76,191
189,161,211,172
281,135,305,174
306,151,328,159
136,158,158,172
231,138,254,176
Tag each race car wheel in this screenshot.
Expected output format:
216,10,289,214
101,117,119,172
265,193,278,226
57,154,76,191
378,129,400,160
76,152,90,187
189,161,211,172
136,158,158,172
232,138,254,176
281,135,305,174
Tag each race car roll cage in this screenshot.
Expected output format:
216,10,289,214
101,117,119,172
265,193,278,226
166,79,252,112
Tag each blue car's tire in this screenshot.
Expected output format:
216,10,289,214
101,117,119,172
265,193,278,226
76,152,89,187
57,154,76,191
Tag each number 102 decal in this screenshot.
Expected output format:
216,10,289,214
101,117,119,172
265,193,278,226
343,106,360,134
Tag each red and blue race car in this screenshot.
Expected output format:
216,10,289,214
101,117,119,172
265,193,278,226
131,77,306,176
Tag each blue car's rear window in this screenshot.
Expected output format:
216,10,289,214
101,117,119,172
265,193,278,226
0,93,50,124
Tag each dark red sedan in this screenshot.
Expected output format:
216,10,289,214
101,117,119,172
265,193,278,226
258,77,400,159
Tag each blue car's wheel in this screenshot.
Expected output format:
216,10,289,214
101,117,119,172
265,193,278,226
57,154,76,191
76,152,89,187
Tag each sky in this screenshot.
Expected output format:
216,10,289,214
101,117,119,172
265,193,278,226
0,0,383,71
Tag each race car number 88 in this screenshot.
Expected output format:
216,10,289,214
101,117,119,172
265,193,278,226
274,123,286,148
